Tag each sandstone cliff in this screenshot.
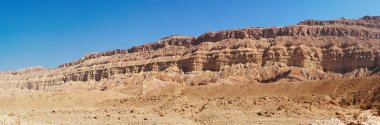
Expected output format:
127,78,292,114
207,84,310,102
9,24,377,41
1,16,380,90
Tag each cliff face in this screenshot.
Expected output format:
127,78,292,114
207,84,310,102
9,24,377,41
1,16,380,90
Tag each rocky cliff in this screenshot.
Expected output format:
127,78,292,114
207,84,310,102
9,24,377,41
1,16,380,90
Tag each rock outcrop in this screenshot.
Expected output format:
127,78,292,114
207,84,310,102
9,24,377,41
1,16,380,90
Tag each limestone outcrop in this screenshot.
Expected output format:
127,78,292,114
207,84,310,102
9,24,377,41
1,16,380,90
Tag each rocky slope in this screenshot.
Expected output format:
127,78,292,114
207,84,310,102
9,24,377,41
1,16,380,90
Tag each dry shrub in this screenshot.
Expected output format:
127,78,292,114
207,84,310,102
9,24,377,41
359,103,372,110
338,98,351,107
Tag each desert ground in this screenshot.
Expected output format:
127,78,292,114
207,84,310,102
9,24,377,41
1,77,380,125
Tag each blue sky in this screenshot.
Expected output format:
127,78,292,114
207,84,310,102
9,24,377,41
0,0,379,71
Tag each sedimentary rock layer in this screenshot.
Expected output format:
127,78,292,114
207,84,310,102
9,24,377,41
1,16,380,90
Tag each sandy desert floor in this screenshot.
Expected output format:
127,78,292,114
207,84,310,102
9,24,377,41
1,77,380,125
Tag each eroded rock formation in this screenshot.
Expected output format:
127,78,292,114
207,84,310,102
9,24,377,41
1,16,380,90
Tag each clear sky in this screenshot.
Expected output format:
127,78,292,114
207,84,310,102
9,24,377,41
0,0,380,71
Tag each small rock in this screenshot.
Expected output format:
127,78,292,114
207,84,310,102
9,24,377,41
159,112,164,117
130,109,136,113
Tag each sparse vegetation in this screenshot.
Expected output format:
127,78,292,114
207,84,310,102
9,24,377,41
359,103,372,110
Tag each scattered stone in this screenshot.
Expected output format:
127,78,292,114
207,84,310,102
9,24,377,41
310,118,344,125
158,112,164,117
130,109,136,113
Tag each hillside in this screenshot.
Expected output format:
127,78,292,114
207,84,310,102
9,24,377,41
1,16,380,124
